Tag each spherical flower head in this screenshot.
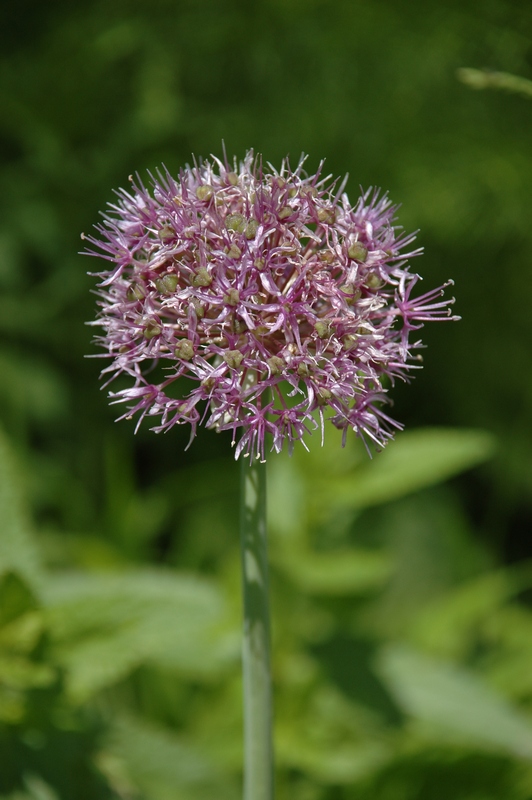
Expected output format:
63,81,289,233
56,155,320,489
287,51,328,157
84,151,458,460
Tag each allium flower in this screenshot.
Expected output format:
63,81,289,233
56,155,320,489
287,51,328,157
84,151,457,460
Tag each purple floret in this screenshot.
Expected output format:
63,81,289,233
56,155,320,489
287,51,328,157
84,151,458,460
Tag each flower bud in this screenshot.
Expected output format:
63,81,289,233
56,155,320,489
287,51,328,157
155,274,179,294
193,267,212,287
224,349,244,368
347,242,368,262
245,219,259,239
196,185,213,202
202,376,216,391
317,207,335,224
157,224,174,241
144,319,162,339
226,243,242,259
365,272,384,289
267,356,284,375
314,320,331,338
192,299,205,318
317,387,332,405
127,282,146,302
342,334,358,350
318,250,335,264
174,339,194,360
225,213,246,233
224,288,240,306
340,284,362,305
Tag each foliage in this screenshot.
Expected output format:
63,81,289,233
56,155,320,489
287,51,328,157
5,421,532,800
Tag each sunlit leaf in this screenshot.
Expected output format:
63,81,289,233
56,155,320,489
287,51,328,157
44,569,238,700
275,683,391,783
410,570,517,658
0,657,54,690
273,546,392,595
0,572,37,628
328,429,495,510
101,714,238,800
377,645,532,759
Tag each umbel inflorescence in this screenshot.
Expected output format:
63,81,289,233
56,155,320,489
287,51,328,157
85,151,457,459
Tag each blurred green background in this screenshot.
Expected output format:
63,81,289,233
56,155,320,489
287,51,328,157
1,0,532,798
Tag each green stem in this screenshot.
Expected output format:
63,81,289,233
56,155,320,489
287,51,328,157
240,456,273,800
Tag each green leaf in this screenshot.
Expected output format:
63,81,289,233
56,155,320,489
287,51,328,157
0,572,38,628
44,569,238,701
410,570,516,658
377,645,532,759
275,684,391,783
273,546,392,595
101,714,238,800
0,429,43,587
329,428,495,511
0,348,68,425
0,656,54,690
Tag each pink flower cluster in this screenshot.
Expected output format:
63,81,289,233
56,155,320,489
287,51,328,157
85,151,457,459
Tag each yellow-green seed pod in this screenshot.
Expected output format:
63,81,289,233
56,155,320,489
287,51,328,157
340,284,362,305
245,219,259,239
202,376,216,391
226,172,239,186
342,334,358,350
254,257,266,270
193,267,212,287
365,272,384,289
348,242,368,262
225,213,246,233
127,282,146,302
278,206,292,220
224,349,244,369
267,355,284,375
155,274,179,294
224,288,240,306
192,299,205,318
317,387,332,405
314,320,331,338
174,339,194,360
196,185,214,202
157,224,174,241
318,250,335,264
317,207,335,224
297,362,310,377
226,243,242,259
144,319,162,339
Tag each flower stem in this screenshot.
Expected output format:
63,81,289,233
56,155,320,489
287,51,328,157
240,456,273,800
